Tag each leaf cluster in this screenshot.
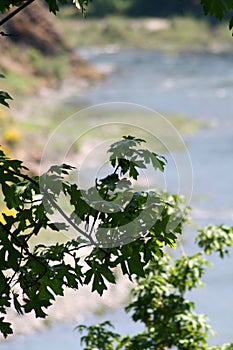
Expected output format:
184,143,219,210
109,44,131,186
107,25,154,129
200,0,233,33
76,321,120,350
0,136,186,337
196,224,233,258
0,75,13,108
0,0,87,15
77,224,233,350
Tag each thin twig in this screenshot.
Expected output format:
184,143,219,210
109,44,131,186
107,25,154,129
177,235,186,256
69,243,92,252
5,246,23,292
89,164,120,238
0,31,14,36
0,0,35,27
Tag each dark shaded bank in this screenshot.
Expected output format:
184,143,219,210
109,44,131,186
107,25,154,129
1,0,101,90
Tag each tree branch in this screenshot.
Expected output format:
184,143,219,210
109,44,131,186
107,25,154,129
0,0,35,27
177,235,186,256
3,165,96,245
0,31,15,36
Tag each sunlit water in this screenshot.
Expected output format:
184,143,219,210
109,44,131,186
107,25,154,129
76,48,233,345
2,47,233,348
77,47,233,221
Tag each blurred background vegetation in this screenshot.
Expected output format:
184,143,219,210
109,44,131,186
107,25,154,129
65,0,214,18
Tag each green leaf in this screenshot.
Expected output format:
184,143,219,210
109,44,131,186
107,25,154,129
129,163,139,179
99,174,119,192
0,91,13,108
92,274,107,295
229,16,233,31
84,269,93,285
8,246,21,270
73,0,81,9
13,293,23,315
45,0,59,14
0,318,13,338
127,256,145,276
100,266,115,284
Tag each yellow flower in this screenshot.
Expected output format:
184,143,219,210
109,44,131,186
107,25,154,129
4,128,21,145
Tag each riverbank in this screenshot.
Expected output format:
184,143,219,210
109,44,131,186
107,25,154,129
58,11,232,52
3,14,231,99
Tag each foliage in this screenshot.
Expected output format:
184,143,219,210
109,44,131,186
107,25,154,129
201,0,233,22
202,0,233,34
85,0,133,17
0,91,13,108
1,0,233,345
76,223,233,349
197,225,233,258
61,15,231,51
0,0,82,15
125,0,202,17
0,75,13,108
0,135,186,337
211,345,233,350
1,0,233,33
76,321,121,350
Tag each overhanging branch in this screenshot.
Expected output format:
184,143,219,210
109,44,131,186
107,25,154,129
0,0,36,27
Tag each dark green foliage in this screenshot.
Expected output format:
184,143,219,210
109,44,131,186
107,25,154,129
0,0,87,15
77,224,233,349
0,0,18,13
76,321,121,350
1,0,233,33
0,75,13,108
0,91,13,108
1,0,233,344
201,0,233,19
44,0,69,14
123,254,212,349
0,136,185,337
85,0,133,17
200,0,233,34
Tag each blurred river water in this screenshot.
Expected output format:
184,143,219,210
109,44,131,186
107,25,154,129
1,47,233,348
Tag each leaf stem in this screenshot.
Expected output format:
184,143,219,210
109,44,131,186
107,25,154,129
177,236,186,256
